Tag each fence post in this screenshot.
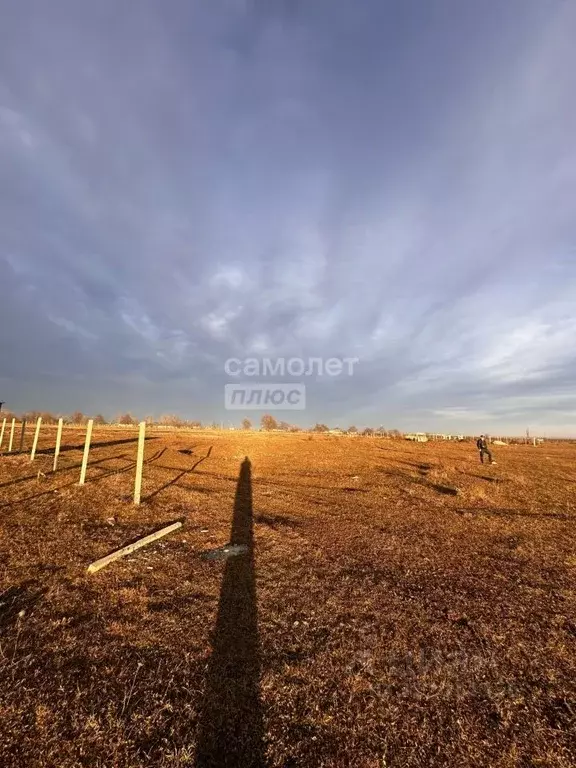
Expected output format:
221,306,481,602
134,421,146,505
79,419,93,485
30,417,42,461
19,420,27,453
53,418,63,472
0,418,6,449
8,419,16,452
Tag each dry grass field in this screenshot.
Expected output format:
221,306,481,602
0,428,575,767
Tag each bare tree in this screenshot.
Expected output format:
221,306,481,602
118,412,135,425
242,418,252,430
261,414,278,431
22,410,41,423
93,414,107,425
160,414,183,427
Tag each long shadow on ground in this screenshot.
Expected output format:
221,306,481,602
0,436,157,460
377,466,460,497
0,448,167,509
456,507,575,522
0,453,132,490
195,457,265,768
143,446,213,502
34,436,158,455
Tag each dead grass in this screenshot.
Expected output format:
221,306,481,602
0,429,575,767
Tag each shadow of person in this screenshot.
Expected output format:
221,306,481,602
195,457,265,768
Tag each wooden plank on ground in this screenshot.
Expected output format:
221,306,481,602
87,521,183,575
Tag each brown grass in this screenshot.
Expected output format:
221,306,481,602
1,429,575,767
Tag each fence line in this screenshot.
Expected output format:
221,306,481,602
1,421,155,510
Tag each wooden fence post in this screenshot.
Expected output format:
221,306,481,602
53,418,63,472
19,420,27,453
79,419,93,485
8,419,15,452
0,418,6,449
30,417,42,461
134,421,146,505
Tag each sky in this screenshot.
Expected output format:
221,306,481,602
1,0,575,435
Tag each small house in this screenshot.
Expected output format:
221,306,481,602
405,432,428,443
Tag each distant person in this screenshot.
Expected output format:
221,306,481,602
476,435,496,465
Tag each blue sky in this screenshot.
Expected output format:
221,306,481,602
1,0,575,434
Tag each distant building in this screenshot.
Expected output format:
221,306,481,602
405,432,428,442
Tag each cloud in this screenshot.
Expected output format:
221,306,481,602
0,0,575,432
0,106,38,149
48,315,99,341
209,266,247,290
199,309,243,341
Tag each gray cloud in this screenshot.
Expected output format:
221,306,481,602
1,0,575,433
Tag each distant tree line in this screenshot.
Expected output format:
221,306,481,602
1,408,406,436
0,411,203,428
256,415,403,436
1,408,563,441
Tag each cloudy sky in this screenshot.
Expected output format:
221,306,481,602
1,0,575,434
